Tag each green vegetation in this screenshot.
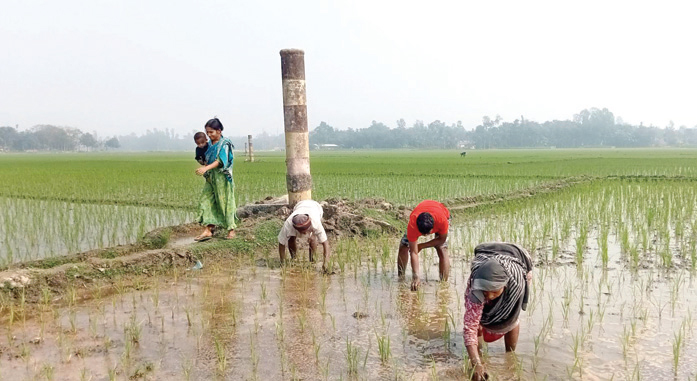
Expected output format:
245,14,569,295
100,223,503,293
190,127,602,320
2,149,697,265
2,148,697,380
2,149,697,209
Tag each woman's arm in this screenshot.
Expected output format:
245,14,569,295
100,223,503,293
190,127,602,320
195,160,220,176
463,296,486,379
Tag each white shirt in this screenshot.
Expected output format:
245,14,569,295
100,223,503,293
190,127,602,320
277,200,328,244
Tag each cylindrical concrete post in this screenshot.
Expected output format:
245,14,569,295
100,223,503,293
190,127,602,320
280,49,312,205
244,142,248,154
247,134,254,162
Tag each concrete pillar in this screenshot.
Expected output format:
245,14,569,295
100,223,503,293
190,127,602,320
247,134,254,162
244,142,248,154
280,49,311,205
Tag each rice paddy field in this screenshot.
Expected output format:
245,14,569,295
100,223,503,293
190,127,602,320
1,148,697,380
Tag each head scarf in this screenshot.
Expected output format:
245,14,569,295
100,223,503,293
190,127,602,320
469,259,509,304
467,242,533,333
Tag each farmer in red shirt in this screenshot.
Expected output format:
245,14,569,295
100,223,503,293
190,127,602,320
397,200,450,290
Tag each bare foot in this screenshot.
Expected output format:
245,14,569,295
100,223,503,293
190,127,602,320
226,230,236,239
194,228,213,242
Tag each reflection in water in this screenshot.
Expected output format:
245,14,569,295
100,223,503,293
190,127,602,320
2,231,697,379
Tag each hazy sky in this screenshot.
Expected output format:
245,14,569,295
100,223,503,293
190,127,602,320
2,0,696,137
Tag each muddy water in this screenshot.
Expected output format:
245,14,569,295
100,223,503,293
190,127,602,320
2,235,697,380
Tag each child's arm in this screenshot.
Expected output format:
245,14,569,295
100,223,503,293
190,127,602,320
195,160,220,176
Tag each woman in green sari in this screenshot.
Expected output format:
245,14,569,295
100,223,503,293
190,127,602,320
194,118,237,240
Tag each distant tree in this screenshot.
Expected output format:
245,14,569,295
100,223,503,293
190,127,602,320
79,133,98,150
105,137,120,149
32,125,77,151
0,126,19,150
310,122,336,144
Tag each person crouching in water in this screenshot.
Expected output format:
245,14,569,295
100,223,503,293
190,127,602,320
278,200,332,272
397,200,451,290
463,242,533,381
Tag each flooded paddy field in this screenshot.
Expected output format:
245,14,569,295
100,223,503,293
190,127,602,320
3,150,697,380
0,197,193,265
2,179,697,380
1,239,696,380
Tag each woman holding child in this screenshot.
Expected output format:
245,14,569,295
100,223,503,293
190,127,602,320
194,118,237,241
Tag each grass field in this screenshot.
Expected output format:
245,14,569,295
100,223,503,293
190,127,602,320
2,148,697,379
2,149,697,210
1,148,697,264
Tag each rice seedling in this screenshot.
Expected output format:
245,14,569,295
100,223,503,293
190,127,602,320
181,358,193,381
375,331,391,365
214,335,228,375
345,338,359,376
79,367,90,381
249,330,259,379
672,329,683,375
4,150,697,380
429,357,438,380
107,364,117,381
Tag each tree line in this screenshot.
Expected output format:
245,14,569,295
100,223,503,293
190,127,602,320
309,108,697,149
0,125,120,151
2,108,696,152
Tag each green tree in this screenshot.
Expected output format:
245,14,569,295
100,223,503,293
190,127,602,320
105,137,120,149
79,133,98,150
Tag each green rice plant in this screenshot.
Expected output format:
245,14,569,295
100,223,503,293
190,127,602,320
297,309,307,333
672,330,683,375
107,364,117,381
41,363,55,380
124,315,142,344
68,309,77,334
345,338,359,376
619,226,630,254
214,335,228,375
376,331,391,365
80,367,90,381
690,234,697,270
599,225,609,267
430,357,438,380
575,223,588,266
629,245,640,269
249,330,259,379
181,358,193,381
260,281,267,301
312,331,322,364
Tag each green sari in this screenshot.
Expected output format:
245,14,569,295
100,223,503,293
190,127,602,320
197,137,238,230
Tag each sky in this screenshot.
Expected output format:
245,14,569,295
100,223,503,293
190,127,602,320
1,0,696,138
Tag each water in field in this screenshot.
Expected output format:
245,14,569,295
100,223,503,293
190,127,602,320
0,197,194,265
2,229,697,380
2,180,697,379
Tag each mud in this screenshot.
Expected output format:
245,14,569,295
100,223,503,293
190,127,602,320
0,197,401,306
2,232,697,380
4,185,697,379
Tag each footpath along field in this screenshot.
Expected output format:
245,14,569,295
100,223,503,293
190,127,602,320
1,148,697,380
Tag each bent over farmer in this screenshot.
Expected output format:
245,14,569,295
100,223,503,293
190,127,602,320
397,200,450,290
463,242,533,381
278,200,332,272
